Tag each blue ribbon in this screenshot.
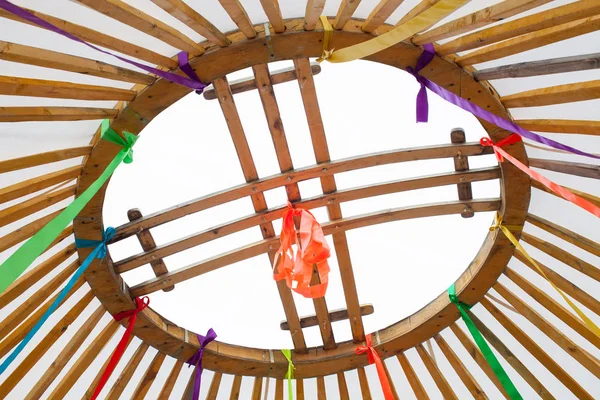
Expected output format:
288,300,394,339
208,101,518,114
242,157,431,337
0,227,115,375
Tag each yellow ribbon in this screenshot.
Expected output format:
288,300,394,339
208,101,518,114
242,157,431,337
317,16,334,62
281,349,294,399
491,212,600,339
320,0,468,64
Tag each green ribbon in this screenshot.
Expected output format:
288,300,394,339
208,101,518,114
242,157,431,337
0,120,137,294
281,349,294,400
448,284,523,400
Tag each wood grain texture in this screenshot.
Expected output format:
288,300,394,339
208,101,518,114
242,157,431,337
218,0,257,38
334,0,362,29
206,372,222,400
529,158,600,179
474,53,600,81
281,304,374,330
106,343,150,400
304,0,326,30
0,146,91,173
131,351,166,399
260,0,285,33
501,80,600,108
515,119,600,136
0,165,81,205
0,107,118,122
362,0,405,33
438,1,600,56
416,344,458,400
357,367,372,400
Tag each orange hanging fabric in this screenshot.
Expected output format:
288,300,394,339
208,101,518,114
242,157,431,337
481,135,600,218
273,202,331,299
355,334,395,400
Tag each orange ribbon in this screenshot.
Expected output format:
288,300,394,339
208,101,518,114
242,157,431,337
481,135,600,218
355,334,394,400
273,202,330,298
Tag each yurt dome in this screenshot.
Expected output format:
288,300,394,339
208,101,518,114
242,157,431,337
0,0,599,398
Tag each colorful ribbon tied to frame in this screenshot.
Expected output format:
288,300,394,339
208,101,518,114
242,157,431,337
408,43,600,161
0,227,116,376
489,213,600,339
448,284,523,400
281,349,295,400
186,328,217,400
317,0,469,63
273,202,331,299
0,120,137,295
90,296,150,400
0,0,208,92
480,134,600,218
355,334,394,400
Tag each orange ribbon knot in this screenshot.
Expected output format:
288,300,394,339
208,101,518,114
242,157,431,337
273,202,331,299
355,334,395,400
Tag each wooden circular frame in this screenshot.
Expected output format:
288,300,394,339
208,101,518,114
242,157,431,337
74,18,530,378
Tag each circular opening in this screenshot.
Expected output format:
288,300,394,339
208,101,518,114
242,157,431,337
104,60,500,349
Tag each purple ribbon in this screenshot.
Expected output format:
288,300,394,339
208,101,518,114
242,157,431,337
178,51,208,94
410,43,600,160
186,328,217,400
0,0,207,92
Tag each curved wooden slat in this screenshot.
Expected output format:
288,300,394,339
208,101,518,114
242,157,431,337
334,0,362,29
521,232,600,283
530,158,600,179
0,75,136,101
437,2,600,56
397,352,429,399
304,0,326,31
474,53,600,81
0,41,155,85
505,267,600,349
106,342,149,400
0,184,76,228
0,292,94,399
492,283,600,379
413,0,551,45
129,198,500,296
151,0,231,47
25,305,105,400
0,107,118,122
0,8,177,69
457,15,600,66
526,214,600,258
110,143,493,242
362,0,405,33
0,146,91,174
259,0,285,33
0,165,81,205
116,168,499,272
468,311,557,400
433,333,487,399
514,119,600,136
218,0,257,39
0,243,76,308
480,297,593,399
76,0,203,55
157,360,183,399
501,80,600,108
416,343,458,400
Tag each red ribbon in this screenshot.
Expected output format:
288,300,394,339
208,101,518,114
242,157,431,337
273,202,331,298
91,296,149,400
355,334,394,400
481,135,600,218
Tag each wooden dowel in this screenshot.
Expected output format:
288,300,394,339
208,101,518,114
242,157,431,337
229,375,243,400
131,351,166,399
357,367,372,400
337,372,350,400
251,377,263,400
0,107,118,122
362,0,405,33
0,146,92,174
217,0,257,39
157,360,184,399
316,376,327,400
304,0,326,30
280,304,374,330
206,371,223,400
296,378,305,400
474,53,600,81
527,213,600,258
334,0,362,29
529,158,600,180
416,344,458,400
0,165,81,205
127,208,173,291
259,0,285,33
514,119,600,136
275,379,284,400
397,352,430,400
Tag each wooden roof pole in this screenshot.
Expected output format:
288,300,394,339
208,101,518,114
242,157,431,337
0,292,94,398
433,333,487,399
397,352,430,399
467,312,556,399
480,298,593,399
357,367,373,399
157,360,184,399
337,372,350,400
334,0,362,30
416,343,458,400
529,158,600,179
502,80,600,108
104,342,150,399
229,375,243,400
206,371,223,400
304,0,326,30
252,62,335,349
131,351,166,399
0,107,119,123
513,120,600,136
448,324,510,399
0,211,69,253
218,0,257,39
251,377,263,399
492,283,600,377
316,376,327,400
0,165,81,205
259,0,285,33
212,75,307,352
0,185,76,228
362,0,405,33
294,57,365,343
505,267,600,349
